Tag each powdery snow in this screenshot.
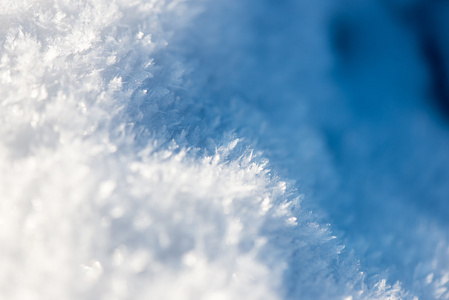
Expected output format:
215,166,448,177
1,0,448,299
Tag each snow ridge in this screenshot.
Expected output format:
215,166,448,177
0,0,414,299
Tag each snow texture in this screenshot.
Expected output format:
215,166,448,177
1,0,449,299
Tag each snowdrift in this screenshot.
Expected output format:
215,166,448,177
1,0,449,299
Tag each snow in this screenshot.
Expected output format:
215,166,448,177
1,0,449,299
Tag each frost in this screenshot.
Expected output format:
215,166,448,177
2,0,449,299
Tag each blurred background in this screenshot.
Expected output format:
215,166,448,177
185,0,449,298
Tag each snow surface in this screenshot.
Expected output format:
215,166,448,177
1,0,449,299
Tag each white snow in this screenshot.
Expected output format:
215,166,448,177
1,0,449,299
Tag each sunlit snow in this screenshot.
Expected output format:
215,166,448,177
1,0,449,299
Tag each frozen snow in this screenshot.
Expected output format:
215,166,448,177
1,0,449,299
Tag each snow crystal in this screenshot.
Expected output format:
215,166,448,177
2,0,449,299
